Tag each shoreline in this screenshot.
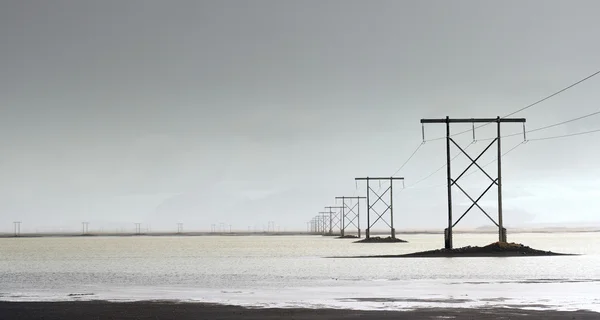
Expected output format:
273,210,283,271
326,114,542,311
0,301,598,320
1,229,598,239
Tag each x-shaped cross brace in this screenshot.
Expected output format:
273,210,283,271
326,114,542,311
368,186,392,229
343,202,359,229
449,137,500,228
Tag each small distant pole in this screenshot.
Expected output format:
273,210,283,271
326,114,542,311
229,224,232,233
82,222,89,235
267,221,275,233
311,217,318,234
325,206,344,235
315,216,322,234
177,223,183,234
134,223,141,235
13,221,21,237
211,224,216,233
318,212,330,235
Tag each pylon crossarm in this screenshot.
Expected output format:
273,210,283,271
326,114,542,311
450,138,498,184
421,118,525,123
369,207,392,228
453,181,500,227
368,186,391,209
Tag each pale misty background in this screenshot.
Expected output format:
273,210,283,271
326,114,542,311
1,1,599,233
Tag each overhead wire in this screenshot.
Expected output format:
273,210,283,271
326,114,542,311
391,142,424,177
321,69,600,222
528,128,600,141
408,140,525,190
461,141,525,179
404,141,475,189
406,69,600,197
404,118,598,191
476,109,600,141
423,69,600,142
525,110,600,134
504,70,600,117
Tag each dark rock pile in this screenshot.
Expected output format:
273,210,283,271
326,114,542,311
396,242,570,257
354,236,408,243
336,235,360,239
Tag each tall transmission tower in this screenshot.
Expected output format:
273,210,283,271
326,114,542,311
421,116,526,249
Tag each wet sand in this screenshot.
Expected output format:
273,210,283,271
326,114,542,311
0,301,598,320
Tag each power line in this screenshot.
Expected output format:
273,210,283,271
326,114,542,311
356,70,600,209
404,163,446,189
526,110,600,134
392,109,599,199
504,70,600,117
528,127,600,141
424,69,600,142
408,141,525,190
391,142,424,177
396,68,600,194
404,142,474,189
478,109,600,141
461,141,524,179
409,123,597,190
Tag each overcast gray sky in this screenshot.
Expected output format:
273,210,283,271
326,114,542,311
1,0,599,233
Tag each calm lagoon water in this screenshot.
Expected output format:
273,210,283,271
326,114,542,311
1,233,599,311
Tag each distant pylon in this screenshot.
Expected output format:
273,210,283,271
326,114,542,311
82,222,89,235
13,221,21,237
354,177,404,239
335,196,366,237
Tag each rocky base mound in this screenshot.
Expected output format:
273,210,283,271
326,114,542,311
354,236,408,243
336,235,360,239
368,242,572,258
322,233,341,237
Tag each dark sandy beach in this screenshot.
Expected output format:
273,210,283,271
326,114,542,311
0,301,598,320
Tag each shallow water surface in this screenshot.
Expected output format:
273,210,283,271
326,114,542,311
0,233,598,311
